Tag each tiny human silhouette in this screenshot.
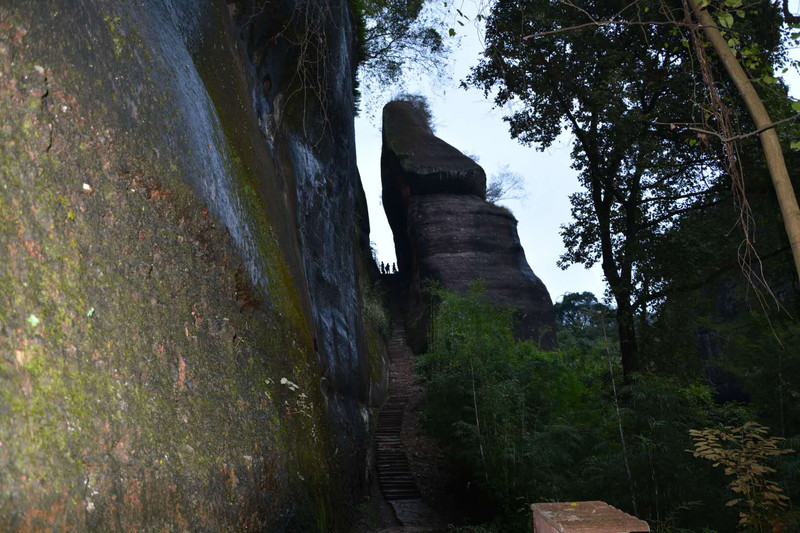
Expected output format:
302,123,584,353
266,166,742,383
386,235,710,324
392,263,397,274
380,262,386,274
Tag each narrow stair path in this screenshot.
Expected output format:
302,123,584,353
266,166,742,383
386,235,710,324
374,312,443,530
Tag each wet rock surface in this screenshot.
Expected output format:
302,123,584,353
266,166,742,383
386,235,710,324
0,0,384,529
381,101,556,350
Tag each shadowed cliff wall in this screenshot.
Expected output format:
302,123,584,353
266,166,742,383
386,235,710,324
0,0,386,529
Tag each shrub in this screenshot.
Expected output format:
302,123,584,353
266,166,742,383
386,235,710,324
690,422,794,530
416,285,762,531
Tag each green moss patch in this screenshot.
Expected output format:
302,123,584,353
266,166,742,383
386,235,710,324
0,11,337,530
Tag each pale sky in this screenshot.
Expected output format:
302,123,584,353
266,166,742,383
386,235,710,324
354,7,800,304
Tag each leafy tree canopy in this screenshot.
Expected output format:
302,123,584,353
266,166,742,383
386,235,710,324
467,0,785,375
352,0,448,110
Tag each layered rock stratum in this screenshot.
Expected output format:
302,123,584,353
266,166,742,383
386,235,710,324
381,100,557,351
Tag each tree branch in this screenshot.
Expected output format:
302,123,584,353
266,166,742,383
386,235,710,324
656,113,800,143
522,19,696,40
783,0,800,24
636,199,724,231
641,187,721,203
637,245,791,308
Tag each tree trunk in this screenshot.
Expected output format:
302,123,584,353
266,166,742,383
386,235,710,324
599,249,639,377
688,0,800,283
615,288,640,377
595,190,640,377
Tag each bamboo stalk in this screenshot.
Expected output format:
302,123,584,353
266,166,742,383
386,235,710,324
688,0,800,282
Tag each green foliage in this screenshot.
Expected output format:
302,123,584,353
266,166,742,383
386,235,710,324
466,0,790,376
417,287,753,531
554,291,613,355
349,0,368,108
393,92,434,129
690,423,794,530
351,0,448,109
418,284,592,526
467,0,730,375
360,277,390,340
422,1,800,530
697,0,786,86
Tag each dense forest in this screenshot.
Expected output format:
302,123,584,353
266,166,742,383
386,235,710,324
394,0,800,531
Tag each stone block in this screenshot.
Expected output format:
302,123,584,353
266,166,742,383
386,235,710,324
531,501,650,533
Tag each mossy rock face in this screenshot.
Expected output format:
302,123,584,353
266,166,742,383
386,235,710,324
0,0,381,529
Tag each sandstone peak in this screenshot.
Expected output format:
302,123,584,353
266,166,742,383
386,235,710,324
382,100,486,198
381,99,556,350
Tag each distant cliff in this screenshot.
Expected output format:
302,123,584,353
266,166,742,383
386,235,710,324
0,0,386,529
381,100,556,352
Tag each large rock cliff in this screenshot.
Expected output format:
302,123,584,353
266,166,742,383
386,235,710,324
381,100,556,351
0,0,386,529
